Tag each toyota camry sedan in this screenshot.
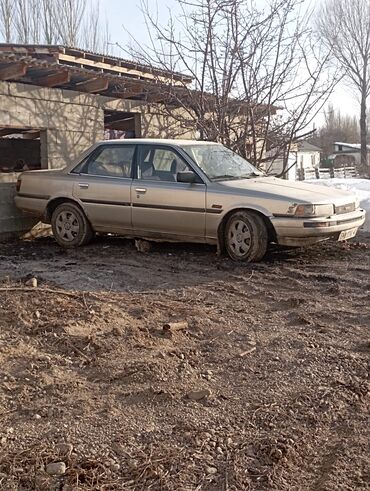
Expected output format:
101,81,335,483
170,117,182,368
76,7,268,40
15,139,366,262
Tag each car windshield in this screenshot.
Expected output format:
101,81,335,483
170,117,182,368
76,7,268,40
181,144,264,181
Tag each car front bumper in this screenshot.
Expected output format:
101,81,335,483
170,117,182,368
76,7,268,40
271,208,366,247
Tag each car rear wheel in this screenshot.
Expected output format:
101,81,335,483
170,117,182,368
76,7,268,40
224,210,268,262
51,202,93,248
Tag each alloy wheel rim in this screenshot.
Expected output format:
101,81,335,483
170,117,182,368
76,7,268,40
228,219,252,257
56,210,80,242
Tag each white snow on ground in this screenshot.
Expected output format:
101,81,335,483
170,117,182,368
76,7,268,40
306,178,370,232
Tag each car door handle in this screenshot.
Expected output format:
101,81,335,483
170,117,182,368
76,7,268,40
79,183,89,189
135,188,147,194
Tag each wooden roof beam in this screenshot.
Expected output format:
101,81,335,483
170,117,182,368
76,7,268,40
0,128,22,137
145,92,173,104
110,85,145,99
0,62,27,80
22,130,41,139
74,77,109,93
110,91,144,99
105,116,134,125
35,70,70,87
58,52,188,85
105,119,135,131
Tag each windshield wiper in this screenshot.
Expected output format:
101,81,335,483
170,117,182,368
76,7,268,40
212,174,239,181
213,172,265,181
240,172,265,178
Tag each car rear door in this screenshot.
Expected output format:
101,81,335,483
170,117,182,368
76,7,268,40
72,143,135,232
131,144,206,239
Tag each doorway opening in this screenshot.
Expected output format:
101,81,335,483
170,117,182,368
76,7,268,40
104,111,141,140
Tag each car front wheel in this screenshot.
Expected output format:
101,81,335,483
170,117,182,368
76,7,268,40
224,210,268,262
51,202,93,248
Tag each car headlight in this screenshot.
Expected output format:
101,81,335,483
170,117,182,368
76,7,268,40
288,203,334,217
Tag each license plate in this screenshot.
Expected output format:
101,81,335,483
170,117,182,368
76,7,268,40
338,228,357,241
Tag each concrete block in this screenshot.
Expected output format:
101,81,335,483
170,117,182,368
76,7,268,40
0,94,13,111
8,81,64,103
45,106,102,133
13,109,32,127
0,183,37,240
0,173,18,185
0,215,37,239
9,81,47,101
47,157,69,169
0,109,10,126
0,182,16,202
52,129,102,150
0,81,9,96
62,88,98,106
99,95,145,112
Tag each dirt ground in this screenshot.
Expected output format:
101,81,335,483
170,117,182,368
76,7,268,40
0,233,369,490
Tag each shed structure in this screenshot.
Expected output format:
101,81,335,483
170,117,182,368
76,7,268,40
0,44,194,239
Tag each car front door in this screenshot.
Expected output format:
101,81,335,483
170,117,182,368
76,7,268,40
131,144,206,240
72,143,135,232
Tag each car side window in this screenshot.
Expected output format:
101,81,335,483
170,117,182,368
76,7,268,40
137,146,191,182
83,145,135,178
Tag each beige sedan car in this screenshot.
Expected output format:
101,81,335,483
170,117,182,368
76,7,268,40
15,139,366,262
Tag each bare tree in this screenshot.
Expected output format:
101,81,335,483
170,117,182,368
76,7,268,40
317,0,370,174
0,0,13,42
14,0,39,43
82,0,111,53
124,0,338,175
41,0,59,44
0,0,111,53
310,103,359,158
55,0,86,46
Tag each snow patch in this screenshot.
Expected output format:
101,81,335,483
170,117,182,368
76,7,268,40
306,178,370,232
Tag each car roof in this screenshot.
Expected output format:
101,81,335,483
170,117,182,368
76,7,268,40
102,138,221,146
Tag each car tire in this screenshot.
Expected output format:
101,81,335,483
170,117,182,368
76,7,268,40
51,202,93,248
224,210,268,262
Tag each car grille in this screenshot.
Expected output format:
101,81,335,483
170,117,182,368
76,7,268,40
335,202,356,215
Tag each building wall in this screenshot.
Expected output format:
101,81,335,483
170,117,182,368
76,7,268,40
0,81,196,240
0,81,104,170
297,150,320,170
265,150,321,181
265,154,297,180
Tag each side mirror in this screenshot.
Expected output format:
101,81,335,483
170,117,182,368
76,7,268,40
177,171,200,183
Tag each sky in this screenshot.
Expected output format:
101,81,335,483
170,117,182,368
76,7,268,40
102,0,360,129
103,0,181,52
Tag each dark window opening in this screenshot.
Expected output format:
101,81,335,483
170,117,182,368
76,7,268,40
0,128,42,174
104,111,141,140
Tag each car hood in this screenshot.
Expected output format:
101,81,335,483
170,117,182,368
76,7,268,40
220,177,356,204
